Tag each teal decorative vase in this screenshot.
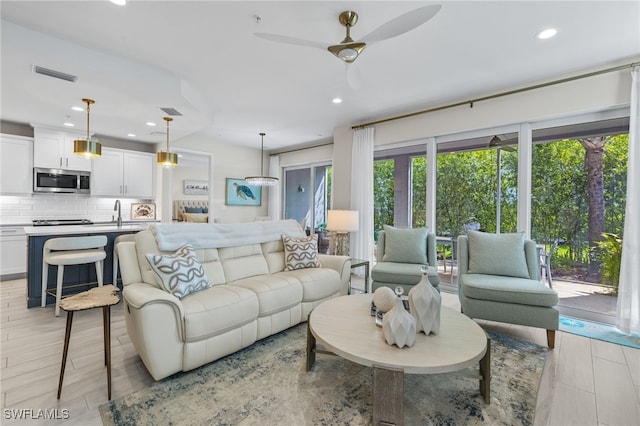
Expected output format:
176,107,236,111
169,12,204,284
382,297,416,348
408,266,441,335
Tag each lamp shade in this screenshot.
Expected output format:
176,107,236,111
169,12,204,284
327,210,359,232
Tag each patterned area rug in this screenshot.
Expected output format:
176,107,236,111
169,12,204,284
560,316,640,349
100,324,547,425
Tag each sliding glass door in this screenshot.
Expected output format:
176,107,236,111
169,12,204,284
283,163,332,253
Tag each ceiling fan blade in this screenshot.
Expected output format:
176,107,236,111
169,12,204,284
345,62,362,90
254,33,326,50
361,4,441,45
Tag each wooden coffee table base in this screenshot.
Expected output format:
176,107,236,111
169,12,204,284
306,299,491,426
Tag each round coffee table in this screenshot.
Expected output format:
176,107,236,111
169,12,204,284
306,294,490,426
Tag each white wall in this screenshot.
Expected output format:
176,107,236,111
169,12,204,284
332,67,633,209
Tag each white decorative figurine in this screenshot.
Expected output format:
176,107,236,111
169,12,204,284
373,286,396,313
382,289,416,348
408,265,441,335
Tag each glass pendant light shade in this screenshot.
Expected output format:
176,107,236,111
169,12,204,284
244,132,279,186
73,98,102,157
157,116,178,167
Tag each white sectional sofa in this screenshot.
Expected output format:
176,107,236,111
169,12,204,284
117,220,351,380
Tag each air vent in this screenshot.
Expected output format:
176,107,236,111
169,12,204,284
160,107,182,116
32,65,77,82
150,131,167,136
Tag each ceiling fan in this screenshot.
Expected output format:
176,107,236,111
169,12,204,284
254,4,442,64
488,135,517,152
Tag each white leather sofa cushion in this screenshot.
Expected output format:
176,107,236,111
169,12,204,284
181,285,258,343
230,274,302,317
192,247,226,285
262,240,286,274
219,244,269,282
277,268,341,302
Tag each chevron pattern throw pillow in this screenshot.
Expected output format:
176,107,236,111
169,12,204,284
283,234,321,271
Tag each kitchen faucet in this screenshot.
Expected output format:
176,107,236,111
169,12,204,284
114,200,122,228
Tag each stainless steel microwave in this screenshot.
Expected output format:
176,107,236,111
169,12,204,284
33,168,90,194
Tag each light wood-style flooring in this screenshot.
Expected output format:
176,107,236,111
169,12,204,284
1,277,639,425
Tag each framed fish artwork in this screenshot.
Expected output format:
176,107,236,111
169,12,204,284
225,178,262,206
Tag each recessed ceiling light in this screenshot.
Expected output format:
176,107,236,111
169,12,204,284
110,0,126,5
71,106,83,112
536,28,557,40
146,122,156,126
127,133,136,137
63,122,74,127
332,97,342,104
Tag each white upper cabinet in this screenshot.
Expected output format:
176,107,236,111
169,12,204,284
92,147,155,198
0,134,33,194
33,127,92,171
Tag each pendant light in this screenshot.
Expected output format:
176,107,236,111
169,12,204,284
157,116,178,167
73,98,102,157
245,132,278,186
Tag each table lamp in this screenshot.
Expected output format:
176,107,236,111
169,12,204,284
327,210,359,256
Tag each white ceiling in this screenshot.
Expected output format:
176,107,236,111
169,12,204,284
1,1,639,151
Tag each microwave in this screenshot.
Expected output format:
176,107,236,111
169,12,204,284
33,168,91,194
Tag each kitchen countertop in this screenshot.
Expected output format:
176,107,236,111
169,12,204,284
23,222,153,236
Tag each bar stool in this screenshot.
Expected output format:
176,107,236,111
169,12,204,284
41,236,108,317
112,233,136,287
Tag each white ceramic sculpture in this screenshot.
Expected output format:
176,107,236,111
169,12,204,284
382,297,416,348
408,266,441,335
373,286,396,313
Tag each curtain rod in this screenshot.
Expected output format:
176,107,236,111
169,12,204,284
270,140,333,156
352,61,639,130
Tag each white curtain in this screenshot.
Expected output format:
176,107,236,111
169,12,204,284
267,155,281,220
350,127,375,269
616,66,640,335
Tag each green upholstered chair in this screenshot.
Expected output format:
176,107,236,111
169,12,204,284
457,230,559,348
371,226,440,295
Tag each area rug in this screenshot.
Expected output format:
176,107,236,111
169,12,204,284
559,316,640,349
100,324,547,426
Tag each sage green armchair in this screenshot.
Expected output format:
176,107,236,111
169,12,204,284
371,226,440,294
457,230,559,348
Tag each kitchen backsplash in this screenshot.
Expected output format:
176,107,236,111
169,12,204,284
0,195,153,224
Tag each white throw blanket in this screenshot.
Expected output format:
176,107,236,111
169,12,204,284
150,219,305,251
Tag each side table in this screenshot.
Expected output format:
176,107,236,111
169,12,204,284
57,284,120,400
349,258,370,294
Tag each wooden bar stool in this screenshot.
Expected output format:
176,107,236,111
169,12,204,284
57,285,120,400
41,235,108,317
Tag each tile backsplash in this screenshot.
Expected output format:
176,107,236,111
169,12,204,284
0,195,153,224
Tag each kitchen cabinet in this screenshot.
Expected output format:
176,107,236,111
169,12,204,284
92,147,155,198
33,127,92,172
0,226,27,277
0,134,33,194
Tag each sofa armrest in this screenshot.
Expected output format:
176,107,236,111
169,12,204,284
122,283,186,379
318,254,352,296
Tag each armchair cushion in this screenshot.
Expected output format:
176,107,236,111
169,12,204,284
461,274,558,307
371,262,438,285
467,230,530,279
382,225,428,264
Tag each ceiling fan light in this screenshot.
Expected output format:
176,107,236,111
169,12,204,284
328,42,365,63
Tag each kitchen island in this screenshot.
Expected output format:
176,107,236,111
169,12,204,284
24,223,152,308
